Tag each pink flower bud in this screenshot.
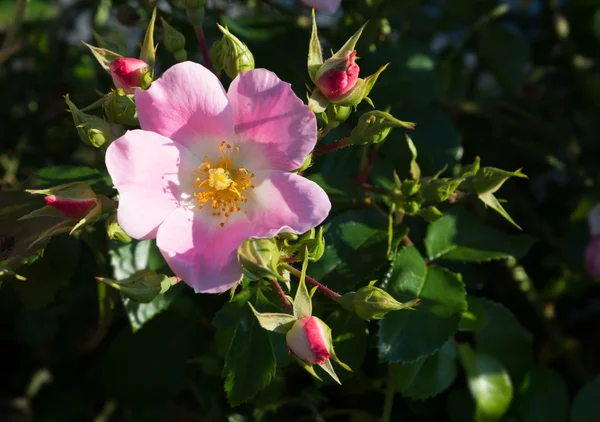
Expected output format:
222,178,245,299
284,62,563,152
585,235,600,278
286,316,331,365
44,196,97,220
315,50,360,101
109,58,151,94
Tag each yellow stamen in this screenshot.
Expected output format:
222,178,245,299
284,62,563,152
191,142,254,227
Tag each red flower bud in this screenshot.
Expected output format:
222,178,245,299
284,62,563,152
286,316,331,365
585,235,600,278
44,196,97,220
109,58,151,94
315,50,360,101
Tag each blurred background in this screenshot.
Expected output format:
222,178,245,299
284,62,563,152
2,0,600,420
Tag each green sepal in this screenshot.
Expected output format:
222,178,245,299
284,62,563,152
81,41,122,72
309,88,328,113
97,269,173,303
332,63,389,107
332,21,367,59
406,135,421,180
139,8,157,73
308,9,323,83
293,248,312,319
247,302,296,334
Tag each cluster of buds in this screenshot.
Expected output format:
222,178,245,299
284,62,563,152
19,182,114,247
249,256,350,384
210,24,255,79
307,11,387,113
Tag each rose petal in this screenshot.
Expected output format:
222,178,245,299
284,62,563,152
228,69,317,171
156,207,252,293
135,61,234,157
248,170,331,238
106,130,197,240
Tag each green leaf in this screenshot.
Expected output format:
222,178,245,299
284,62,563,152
397,341,458,399
224,306,277,407
424,209,536,262
478,23,530,96
458,344,513,422
474,298,533,387
308,210,390,292
307,9,323,82
378,246,466,362
109,239,171,331
31,165,108,189
571,374,600,422
515,367,568,422
459,295,487,331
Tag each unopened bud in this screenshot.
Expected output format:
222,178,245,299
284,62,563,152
65,95,112,148
340,283,420,321
106,212,132,243
286,316,331,365
238,238,283,281
401,180,420,197
109,57,152,94
315,50,359,101
210,24,255,79
350,111,415,145
103,89,137,125
421,178,463,203
160,17,187,62
97,269,172,303
26,182,97,220
325,104,352,131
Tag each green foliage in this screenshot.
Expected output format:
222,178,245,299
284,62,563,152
378,246,466,362
571,375,600,422
515,367,568,422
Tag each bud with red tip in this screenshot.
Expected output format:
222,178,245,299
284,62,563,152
315,50,359,101
28,182,98,220
109,58,152,94
286,316,331,365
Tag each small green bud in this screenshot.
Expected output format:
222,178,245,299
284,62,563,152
420,178,463,203
160,17,187,62
210,24,255,79
350,110,415,145
97,269,172,303
106,212,132,243
400,180,420,197
300,227,325,262
340,283,420,321
185,6,205,28
403,200,421,215
65,94,112,148
324,104,352,131
103,89,137,125
238,238,283,281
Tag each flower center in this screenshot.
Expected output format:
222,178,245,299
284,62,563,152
191,141,255,227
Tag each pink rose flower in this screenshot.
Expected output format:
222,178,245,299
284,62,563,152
301,0,342,14
105,62,331,293
109,58,151,94
286,316,331,365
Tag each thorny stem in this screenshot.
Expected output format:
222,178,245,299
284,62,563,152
312,137,351,158
283,263,341,301
269,278,293,314
381,363,399,422
194,26,213,71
